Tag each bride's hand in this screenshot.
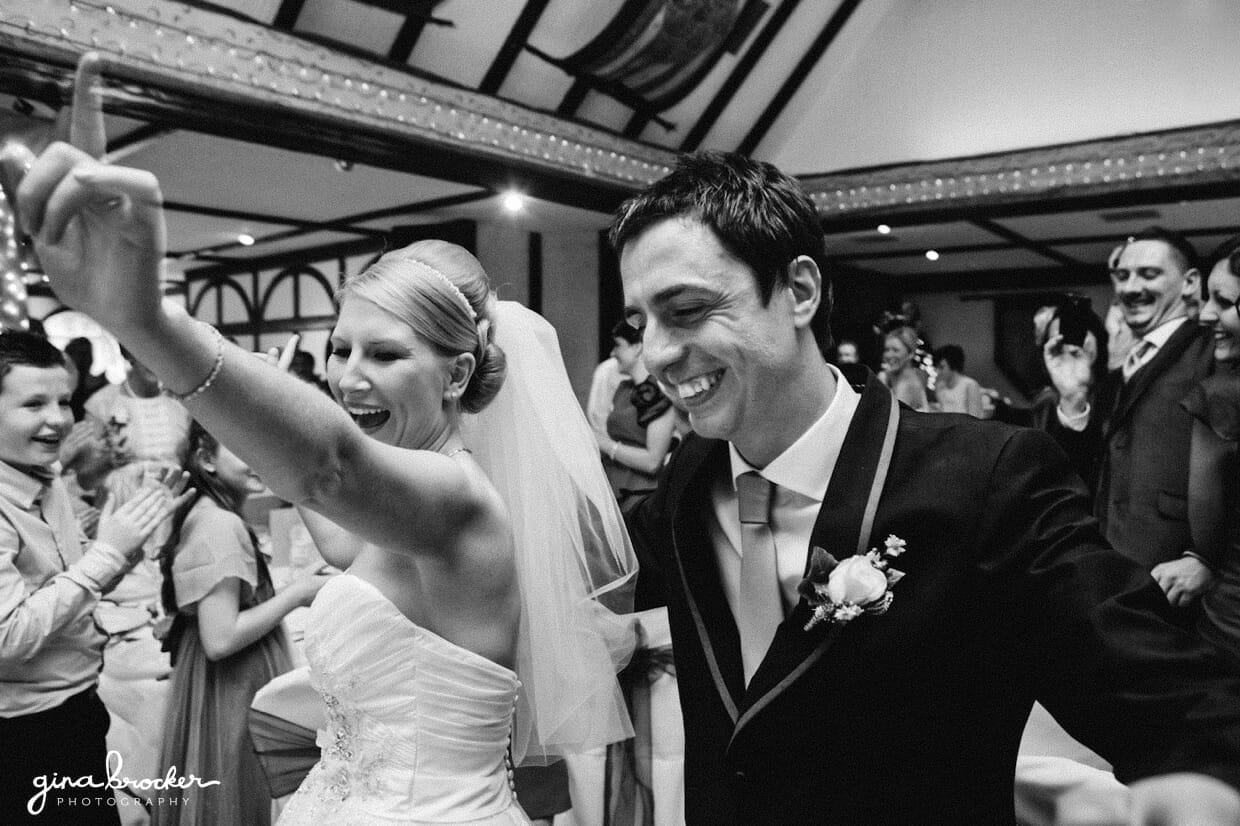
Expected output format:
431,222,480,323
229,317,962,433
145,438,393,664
0,53,166,337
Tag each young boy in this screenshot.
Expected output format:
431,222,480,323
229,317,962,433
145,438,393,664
0,331,184,825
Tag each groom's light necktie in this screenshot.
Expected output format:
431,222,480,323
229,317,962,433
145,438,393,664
736,471,783,686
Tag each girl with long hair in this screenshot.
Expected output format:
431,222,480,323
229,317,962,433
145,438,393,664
153,422,328,825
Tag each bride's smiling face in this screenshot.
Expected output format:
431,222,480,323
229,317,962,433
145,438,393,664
328,296,454,449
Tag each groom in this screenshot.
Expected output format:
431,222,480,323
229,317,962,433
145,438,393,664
614,151,1240,824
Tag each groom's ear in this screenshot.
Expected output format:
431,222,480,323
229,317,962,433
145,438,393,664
786,256,822,330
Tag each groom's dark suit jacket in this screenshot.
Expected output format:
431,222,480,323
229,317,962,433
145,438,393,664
629,372,1240,825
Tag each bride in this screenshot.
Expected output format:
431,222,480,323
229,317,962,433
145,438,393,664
8,61,635,825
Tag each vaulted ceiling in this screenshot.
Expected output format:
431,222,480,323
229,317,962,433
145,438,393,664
2,0,1240,287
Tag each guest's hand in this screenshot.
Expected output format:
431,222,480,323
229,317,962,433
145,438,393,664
1150,555,1214,607
1044,333,1094,414
259,334,300,371
1126,773,1240,825
95,469,192,559
58,420,102,469
0,53,167,338
105,429,133,467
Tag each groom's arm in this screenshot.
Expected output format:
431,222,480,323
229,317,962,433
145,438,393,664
972,427,1240,820
621,487,669,612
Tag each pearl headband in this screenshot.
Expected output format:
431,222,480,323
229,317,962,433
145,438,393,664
409,258,477,321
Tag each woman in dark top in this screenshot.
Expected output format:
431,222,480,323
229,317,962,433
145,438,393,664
595,321,677,506
1176,236,1240,658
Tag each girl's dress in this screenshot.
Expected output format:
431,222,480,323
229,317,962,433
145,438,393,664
1182,373,1240,657
151,497,294,825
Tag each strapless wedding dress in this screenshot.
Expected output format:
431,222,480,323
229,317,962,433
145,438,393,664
278,574,528,825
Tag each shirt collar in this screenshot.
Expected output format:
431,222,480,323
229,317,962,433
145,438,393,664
728,364,861,502
1138,316,1187,350
0,459,54,509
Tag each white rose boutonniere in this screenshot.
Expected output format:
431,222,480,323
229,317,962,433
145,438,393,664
798,535,908,631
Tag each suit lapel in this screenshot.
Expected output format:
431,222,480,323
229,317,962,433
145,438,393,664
667,437,745,722
731,374,897,743
1110,321,1198,428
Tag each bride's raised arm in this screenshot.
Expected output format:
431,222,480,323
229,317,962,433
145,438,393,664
4,64,481,556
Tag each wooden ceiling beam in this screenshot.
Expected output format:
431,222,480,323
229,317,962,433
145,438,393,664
0,2,673,211
970,218,1085,267
162,200,325,229
351,0,449,20
479,0,553,96
682,0,800,152
271,0,308,30
556,79,591,118
105,122,168,155
827,224,1240,264
817,178,1240,234
170,189,495,258
737,0,862,156
388,0,442,64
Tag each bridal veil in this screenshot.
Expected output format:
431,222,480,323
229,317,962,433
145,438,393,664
461,300,638,765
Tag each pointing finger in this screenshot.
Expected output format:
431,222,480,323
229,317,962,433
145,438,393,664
70,52,108,159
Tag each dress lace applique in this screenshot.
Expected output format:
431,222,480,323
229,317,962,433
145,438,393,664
302,638,398,805
276,575,527,825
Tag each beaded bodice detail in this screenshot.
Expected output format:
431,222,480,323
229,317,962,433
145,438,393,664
277,574,525,825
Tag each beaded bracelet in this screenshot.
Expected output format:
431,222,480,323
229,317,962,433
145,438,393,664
164,324,225,403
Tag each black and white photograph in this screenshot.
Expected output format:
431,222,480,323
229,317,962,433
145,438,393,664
1,2,1239,824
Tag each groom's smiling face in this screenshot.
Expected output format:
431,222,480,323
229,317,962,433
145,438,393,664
620,216,804,454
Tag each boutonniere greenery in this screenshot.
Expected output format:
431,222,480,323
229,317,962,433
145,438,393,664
797,535,908,631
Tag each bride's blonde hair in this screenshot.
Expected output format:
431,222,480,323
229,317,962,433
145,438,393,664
340,240,507,413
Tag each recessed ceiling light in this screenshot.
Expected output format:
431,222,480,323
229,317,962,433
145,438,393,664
925,249,939,261
237,233,255,246
501,191,525,213
877,224,891,234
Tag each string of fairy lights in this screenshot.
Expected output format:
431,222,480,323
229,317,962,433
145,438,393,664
0,186,31,332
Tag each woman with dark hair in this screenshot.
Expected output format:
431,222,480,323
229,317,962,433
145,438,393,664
596,320,677,504
1167,233,1240,656
153,422,328,826
931,344,982,417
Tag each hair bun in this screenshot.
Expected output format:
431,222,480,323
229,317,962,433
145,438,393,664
462,339,506,413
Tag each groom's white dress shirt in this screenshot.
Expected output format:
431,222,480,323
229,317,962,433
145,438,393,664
710,366,860,615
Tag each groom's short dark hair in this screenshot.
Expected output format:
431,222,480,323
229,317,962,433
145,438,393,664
609,151,833,353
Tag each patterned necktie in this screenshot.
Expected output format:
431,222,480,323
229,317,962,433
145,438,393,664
1122,339,1154,381
736,471,783,685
